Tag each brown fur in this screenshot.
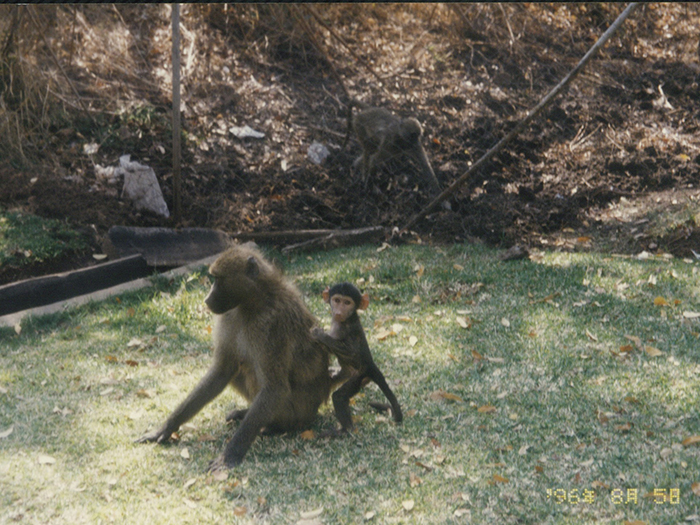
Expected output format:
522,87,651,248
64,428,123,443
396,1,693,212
137,244,332,469
349,104,441,198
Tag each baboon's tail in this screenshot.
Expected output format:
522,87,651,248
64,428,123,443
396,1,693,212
342,99,368,151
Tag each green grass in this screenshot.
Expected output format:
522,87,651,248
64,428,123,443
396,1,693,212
1,244,699,524
0,209,90,269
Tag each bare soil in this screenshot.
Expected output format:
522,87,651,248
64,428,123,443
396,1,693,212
2,4,700,284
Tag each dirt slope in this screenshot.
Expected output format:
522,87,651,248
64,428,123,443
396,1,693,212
1,3,700,281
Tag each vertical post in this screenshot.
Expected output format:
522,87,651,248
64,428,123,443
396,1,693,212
171,4,182,224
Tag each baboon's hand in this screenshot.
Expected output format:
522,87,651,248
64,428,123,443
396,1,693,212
208,453,241,472
318,426,350,439
135,426,173,445
225,408,248,422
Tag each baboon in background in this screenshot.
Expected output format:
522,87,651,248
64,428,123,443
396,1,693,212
312,282,403,435
345,100,450,209
137,244,332,470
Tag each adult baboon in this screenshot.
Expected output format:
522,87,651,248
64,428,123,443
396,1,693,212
137,244,332,469
346,101,443,198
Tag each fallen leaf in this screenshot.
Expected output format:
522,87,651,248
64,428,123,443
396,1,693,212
456,317,470,329
413,264,425,277
624,334,642,345
692,482,700,497
181,448,190,459
453,264,464,271
38,454,56,465
14,323,21,335
660,447,673,460
125,360,139,367
184,478,197,489
645,346,664,357
402,500,415,511
408,335,418,347
489,474,509,484
500,318,510,327
211,470,228,482
477,404,497,413
411,295,421,304
683,435,700,447
105,355,118,363
616,422,633,432
0,426,14,438
364,511,376,520
300,430,315,440
529,292,561,305
156,325,167,333
136,389,154,398
234,507,247,516
654,296,670,307
375,328,394,341
409,472,422,487
683,311,700,319
471,349,484,361
430,390,463,403
300,507,324,520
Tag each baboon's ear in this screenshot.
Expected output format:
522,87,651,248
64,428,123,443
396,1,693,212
359,293,370,311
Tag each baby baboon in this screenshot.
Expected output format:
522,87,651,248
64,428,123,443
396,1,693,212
312,282,403,435
137,244,332,470
346,100,444,202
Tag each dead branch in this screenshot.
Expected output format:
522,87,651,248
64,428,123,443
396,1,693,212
232,229,340,243
281,226,386,254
